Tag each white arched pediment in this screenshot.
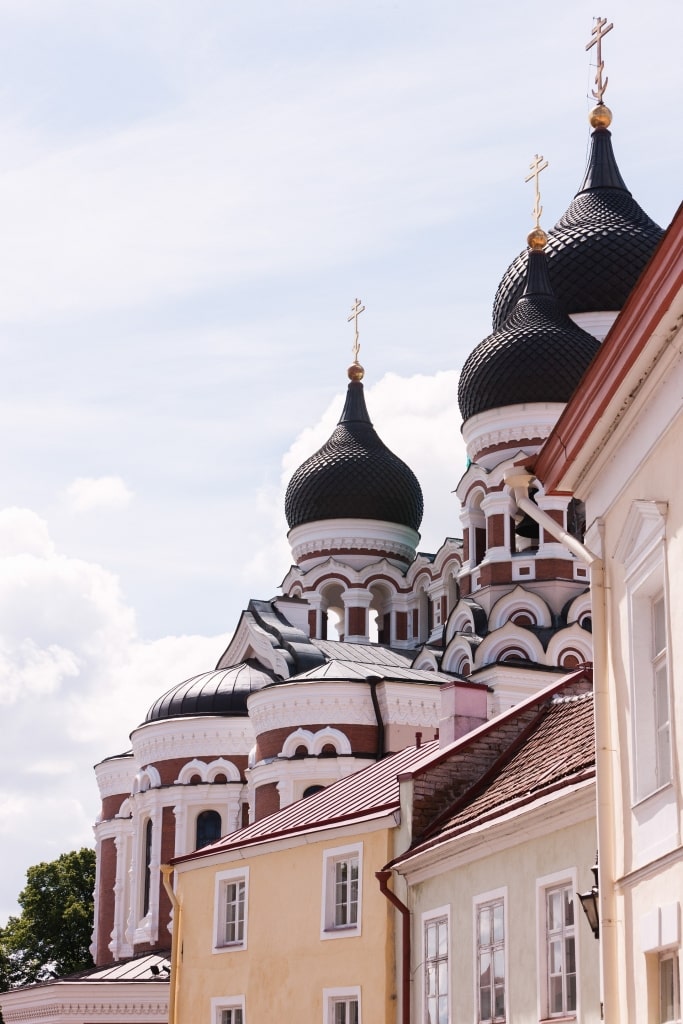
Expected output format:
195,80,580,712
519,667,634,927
132,764,161,794
564,589,592,628
445,598,486,643
546,625,593,669
412,649,439,671
488,586,552,630
310,727,352,756
206,757,241,783
475,621,545,667
442,637,475,676
176,758,208,785
281,728,315,757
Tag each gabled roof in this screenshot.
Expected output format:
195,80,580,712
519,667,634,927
172,741,438,865
387,670,594,868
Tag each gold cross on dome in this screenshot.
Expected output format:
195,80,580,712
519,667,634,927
586,16,614,104
524,154,549,230
347,297,366,363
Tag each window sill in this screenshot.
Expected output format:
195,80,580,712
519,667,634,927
538,1016,576,1023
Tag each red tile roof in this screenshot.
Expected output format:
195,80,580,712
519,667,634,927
173,741,438,864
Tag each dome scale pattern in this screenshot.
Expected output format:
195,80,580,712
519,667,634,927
285,379,423,532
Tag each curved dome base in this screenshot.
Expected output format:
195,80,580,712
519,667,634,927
288,517,420,570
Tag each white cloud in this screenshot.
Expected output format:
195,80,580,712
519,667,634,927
65,476,134,513
0,508,228,922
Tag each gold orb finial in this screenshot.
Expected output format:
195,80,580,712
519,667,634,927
527,227,548,251
589,102,612,129
348,361,365,381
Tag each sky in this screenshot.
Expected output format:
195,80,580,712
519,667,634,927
0,0,680,925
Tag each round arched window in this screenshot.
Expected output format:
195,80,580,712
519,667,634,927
196,810,222,850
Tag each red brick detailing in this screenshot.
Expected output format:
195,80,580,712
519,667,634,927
348,606,366,636
395,611,407,641
95,836,117,965
542,508,565,544
477,562,513,587
487,514,505,548
462,532,470,562
472,437,548,463
440,596,448,622
158,806,175,943
142,755,248,787
308,609,317,637
256,724,377,761
461,574,471,597
412,608,419,638
255,782,280,820
100,793,128,822
535,558,576,581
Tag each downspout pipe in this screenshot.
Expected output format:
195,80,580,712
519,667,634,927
376,870,411,1024
161,864,181,1024
504,469,618,1023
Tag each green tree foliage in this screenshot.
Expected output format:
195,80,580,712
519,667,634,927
0,848,96,989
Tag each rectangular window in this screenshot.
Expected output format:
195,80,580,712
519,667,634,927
213,868,249,952
323,986,361,1024
477,898,505,1022
334,857,358,927
211,995,245,1024
659,952,681,1024
423,908,449,1024
321,845,362,938
652,595,672,790
545,884,577,1017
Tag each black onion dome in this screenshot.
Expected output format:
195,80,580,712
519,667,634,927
144,660,277,722
492,125,663,329
458,248,600,421
285,377,423,531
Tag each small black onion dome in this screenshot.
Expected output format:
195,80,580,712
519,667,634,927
144,660,277,722
284,371,423,531
492,120,663,329
458,247,600,421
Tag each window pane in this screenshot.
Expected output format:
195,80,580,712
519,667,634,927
653,596,666,656
493,902,504,943
479,906,491,946
437,920,448,956
660,956,675,1021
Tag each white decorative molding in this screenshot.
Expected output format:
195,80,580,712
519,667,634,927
462,402,565,469
248,682,376,732
288,517,419,570
131,717,254,764
570,309,618,341
488,585,552,630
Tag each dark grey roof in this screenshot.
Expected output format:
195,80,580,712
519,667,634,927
144,660,277,723
284,378,423,532
458,249,600,421
492,125,663,328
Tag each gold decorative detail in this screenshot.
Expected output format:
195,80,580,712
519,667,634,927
589,103,612,129
586,16,613,105
347,297,366,380
524,154,549,247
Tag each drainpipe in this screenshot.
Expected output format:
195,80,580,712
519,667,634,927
161,864,181,1024
368,674,386,759
504,470,617,1022
376,870,411,1024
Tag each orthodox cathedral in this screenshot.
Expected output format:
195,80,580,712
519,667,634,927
0,20,672,1024
89,63,663,969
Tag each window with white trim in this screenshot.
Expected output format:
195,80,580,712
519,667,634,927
659,952,681,1024
475,890,506,1023
422,906,449,1024
213,868,249,951
211,995,245,1024
323,987,361,1024
544,883,577,1017
321,844,362,938
616,500,673,803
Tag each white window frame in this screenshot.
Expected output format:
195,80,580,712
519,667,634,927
321,843,362,939
211,995,245,1024
473,886,507,1024
659,951,682,1024
616,500,674,804
323,986,361,1024
421,904,451,1024
213,867,249,953
536,869,579,1021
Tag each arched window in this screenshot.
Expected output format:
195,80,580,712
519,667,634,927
142,819,153,917
196,810,222,850
303,785,325,798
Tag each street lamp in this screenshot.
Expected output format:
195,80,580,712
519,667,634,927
577,855,600,939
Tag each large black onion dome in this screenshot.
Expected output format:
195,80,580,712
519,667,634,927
492,124,663,329
144,660,277,722
285,376,423,531
459,248,600,421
